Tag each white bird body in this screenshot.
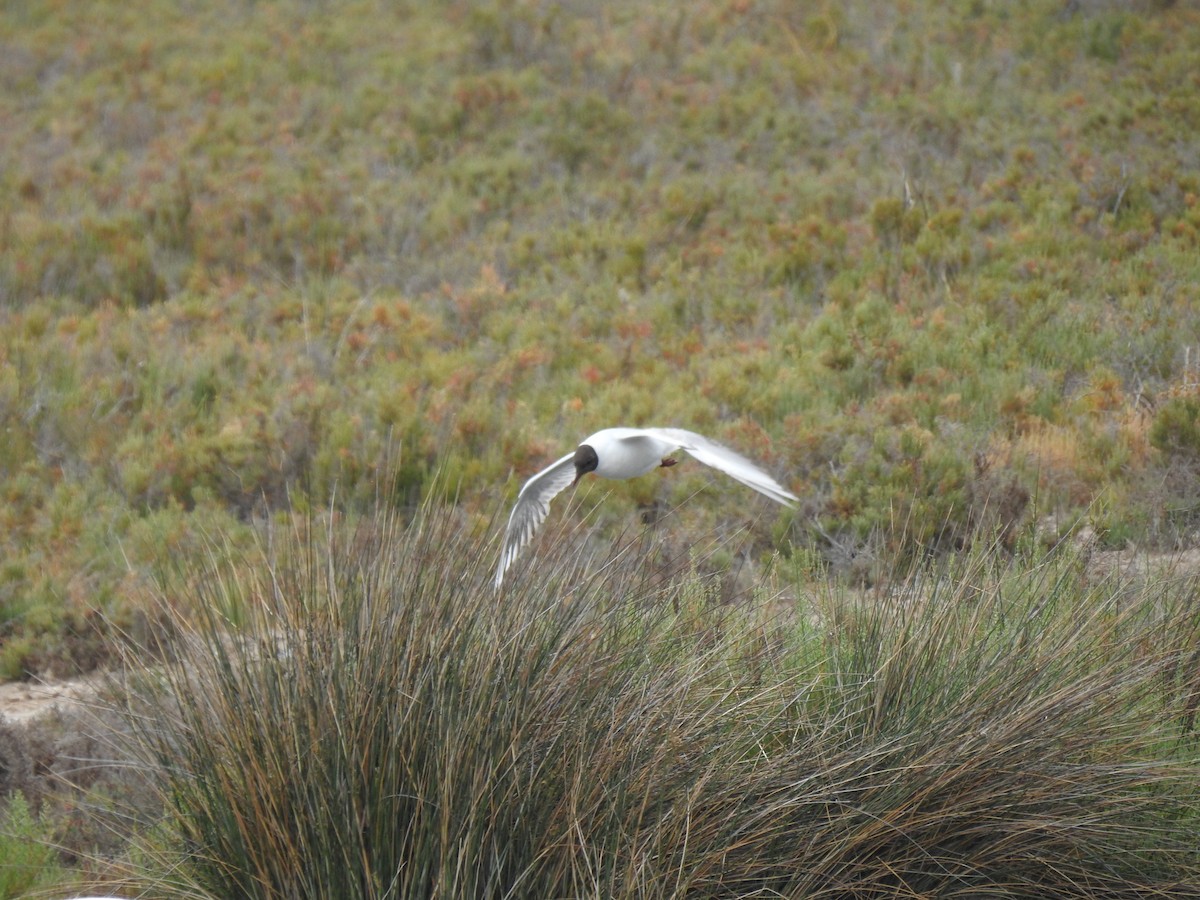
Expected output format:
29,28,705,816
495,427,797,588
588,427,678,478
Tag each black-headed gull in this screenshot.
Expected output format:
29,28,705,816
495,427,797,587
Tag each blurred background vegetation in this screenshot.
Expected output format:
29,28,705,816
2,0,1200,677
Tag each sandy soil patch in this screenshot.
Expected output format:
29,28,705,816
0,673,106,725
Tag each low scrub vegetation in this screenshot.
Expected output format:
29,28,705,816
2,0,1200,674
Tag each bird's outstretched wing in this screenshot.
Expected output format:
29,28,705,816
495,452,577,588
644,428,798,507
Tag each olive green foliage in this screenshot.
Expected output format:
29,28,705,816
1152,394,1200,458
99,502,1200,898
0,791,67,898
2,2,1200,676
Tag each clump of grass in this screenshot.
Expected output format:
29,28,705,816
773,551,1200,897
101,495,1200,898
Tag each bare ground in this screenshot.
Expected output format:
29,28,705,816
0,673,107,725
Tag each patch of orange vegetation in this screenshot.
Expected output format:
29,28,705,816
728,418,774,461
514,346,549,369
370,303,392,328
1081,370,1125,414
1015,424,1077,471
1002,397,1154,505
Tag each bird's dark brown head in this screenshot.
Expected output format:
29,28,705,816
573,444,598,485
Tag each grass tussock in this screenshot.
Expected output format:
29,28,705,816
95,499,1200,899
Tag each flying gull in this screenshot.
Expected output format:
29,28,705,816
495,427,797,588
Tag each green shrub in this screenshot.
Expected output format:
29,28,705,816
0,792,66,898
1151,394,1200,459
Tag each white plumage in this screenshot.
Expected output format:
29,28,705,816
495,427,797,588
